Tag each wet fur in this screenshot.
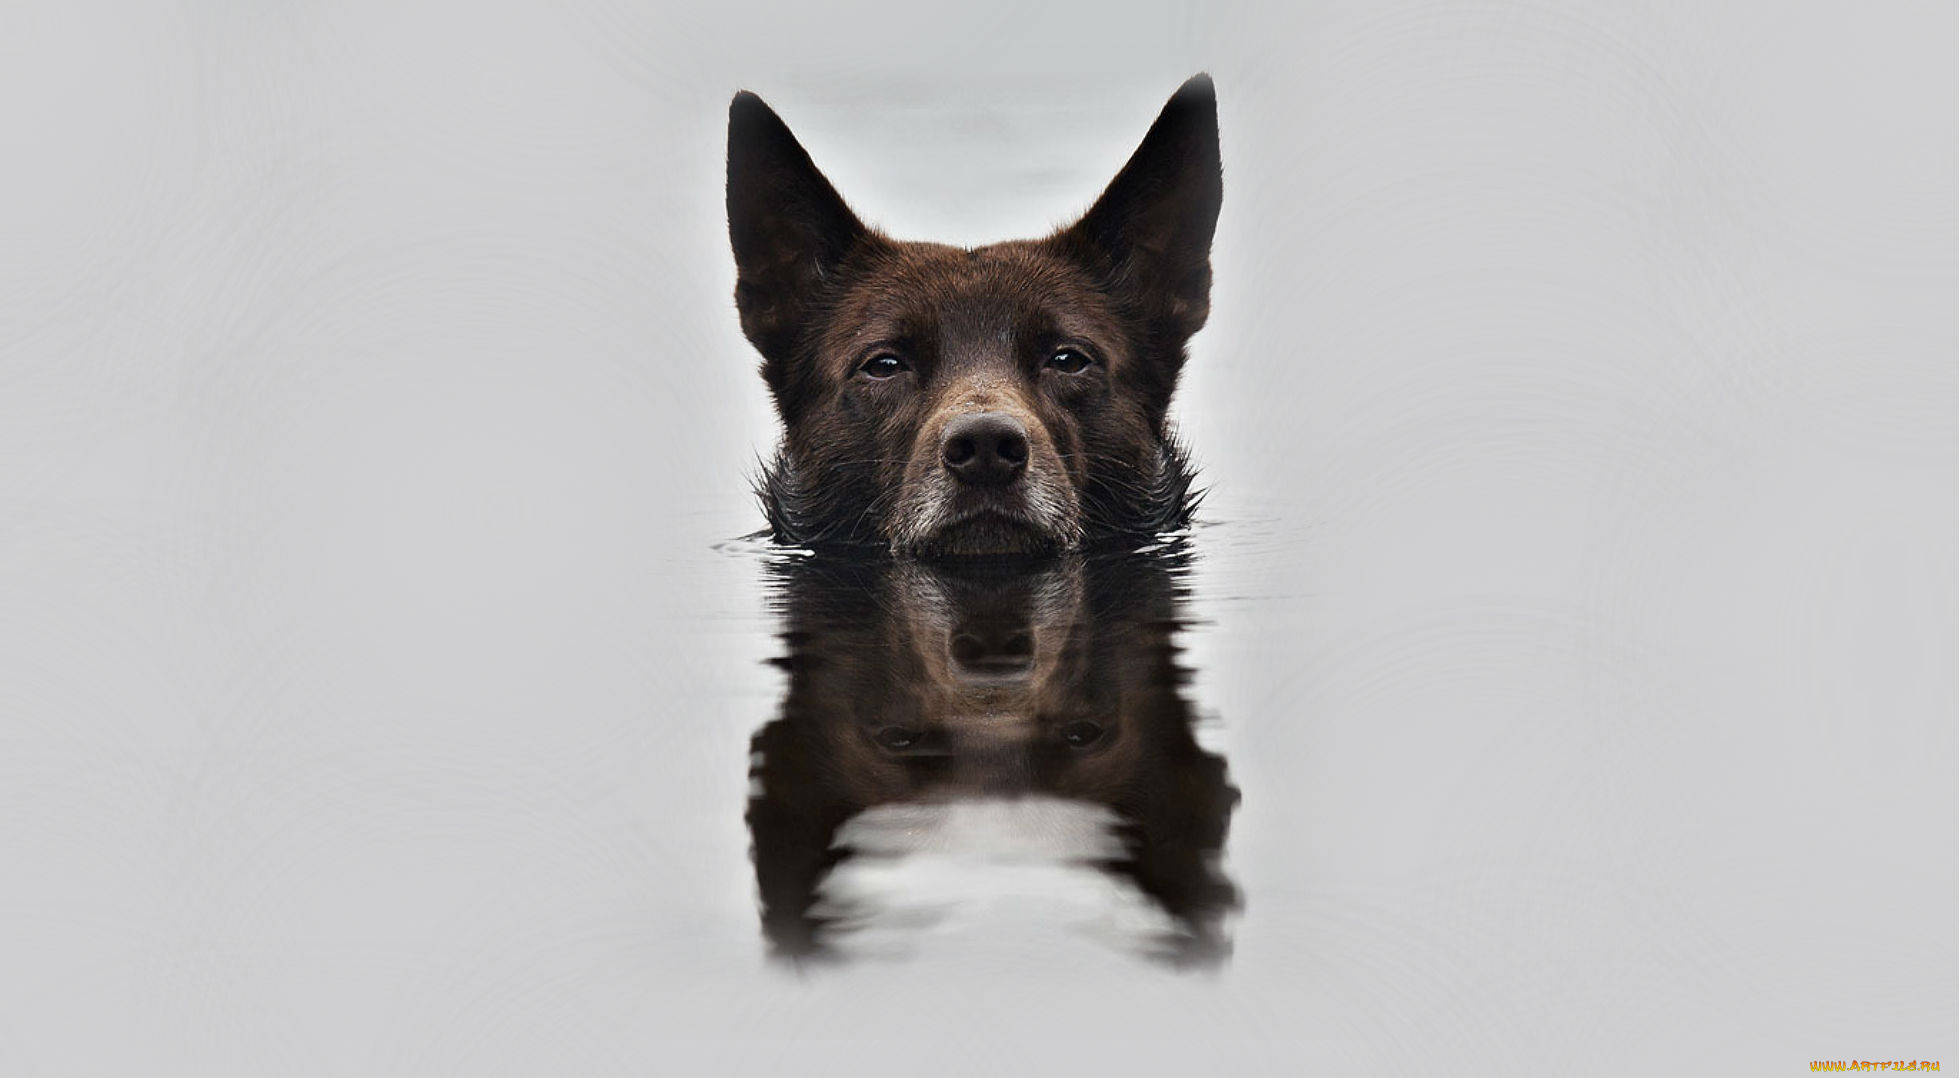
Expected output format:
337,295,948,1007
758,438,1202,554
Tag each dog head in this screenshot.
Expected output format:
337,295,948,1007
728,76,1221,556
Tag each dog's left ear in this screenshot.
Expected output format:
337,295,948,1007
1057,74,1222,341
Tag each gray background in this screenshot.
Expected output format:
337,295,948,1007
0,1,1952,1074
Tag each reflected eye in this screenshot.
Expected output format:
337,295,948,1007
1059,720,1104,748
859,354,909,379
874,726,923,750
1046,348,1094,375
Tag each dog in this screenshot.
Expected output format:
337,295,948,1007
746,547,1240,962
727,75,1221,556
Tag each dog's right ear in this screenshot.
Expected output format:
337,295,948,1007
727,92,868,370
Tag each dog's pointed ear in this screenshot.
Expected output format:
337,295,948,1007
1057,74,1221,340
727,92,868,367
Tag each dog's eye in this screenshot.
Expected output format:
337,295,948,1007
1046,348,1094,375
859,354,909,379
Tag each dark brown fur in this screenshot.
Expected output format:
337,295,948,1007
728,76,1222,556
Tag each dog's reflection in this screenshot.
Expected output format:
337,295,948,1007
747,550,1239,965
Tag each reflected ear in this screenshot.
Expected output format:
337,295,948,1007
746,716,858,959
1056,74,1222,341
727,92,867,369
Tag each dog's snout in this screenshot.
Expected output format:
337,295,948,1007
941,413,1029,486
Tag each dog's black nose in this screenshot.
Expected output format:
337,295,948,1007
941,413,1029,485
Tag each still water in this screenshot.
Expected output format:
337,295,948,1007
746,545,1237,967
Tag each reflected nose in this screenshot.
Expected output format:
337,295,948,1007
941,413,1029,486
948,616,1035,678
